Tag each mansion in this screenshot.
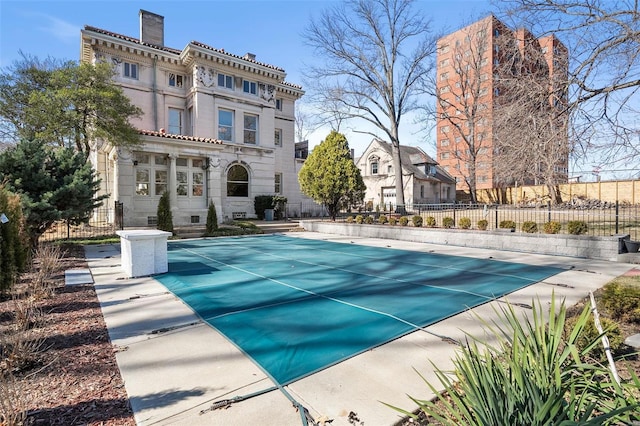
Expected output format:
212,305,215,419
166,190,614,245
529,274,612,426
82,10,306,227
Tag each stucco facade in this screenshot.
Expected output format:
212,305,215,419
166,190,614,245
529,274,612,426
81,10,305,227
356,139,456,209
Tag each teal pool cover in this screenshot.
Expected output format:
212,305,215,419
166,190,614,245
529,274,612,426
155,235,563,386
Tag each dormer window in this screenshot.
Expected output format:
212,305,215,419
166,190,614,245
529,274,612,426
369,155,379,175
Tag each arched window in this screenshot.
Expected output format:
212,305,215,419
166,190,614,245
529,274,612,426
227,164,249,197
369,155,379,175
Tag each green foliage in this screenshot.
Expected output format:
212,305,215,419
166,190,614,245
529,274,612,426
425,216,436,227
564,315,625,361
399,216,409,226
254,195,273,220
355,215,364,224
298,131,366,220
364,215,374,224
388,216,397,226
156,192,173,234
442,217,454,229
0,57,142,156
521,221,538,233
459,217,471,229
0,139,107,247
205,201,218,236
272,195,287,220
412,215,423,227
378,215,388,224
601,280,640,323
346,216,354,223
544,221,562,234
394,297,640,425
477,219,488,230
499,220,516,230
568,220,588,235
0,187,29,294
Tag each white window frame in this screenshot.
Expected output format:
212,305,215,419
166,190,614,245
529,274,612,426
243,114,258,144
275,173,282,194
134,153,168,197
274,128,282,147
168,73,184,87
123,62,138,79
218,109,234,142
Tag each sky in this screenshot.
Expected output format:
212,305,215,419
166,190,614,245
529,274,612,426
0,0,498,158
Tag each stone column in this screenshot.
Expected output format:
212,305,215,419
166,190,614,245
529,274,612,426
168,153,178,210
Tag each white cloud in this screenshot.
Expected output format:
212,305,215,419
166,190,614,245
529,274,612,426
39,14,78,43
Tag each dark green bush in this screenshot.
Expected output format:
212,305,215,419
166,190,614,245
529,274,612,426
544,221,561,234
355,215,364,224
378,215,388,224
399,216,409,226
0,187,28,294
477,219,488,230
442,217,454,229
254,195,273,220
205,201,218,236
459,217,471,229
601,281,640,323
156,192,173,234
568,220,588,235
499,220,516,230
425,216,436,227
412,215,423,227
522,221,538,233
364,215,374,224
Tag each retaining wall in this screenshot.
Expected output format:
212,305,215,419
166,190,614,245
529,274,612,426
299,221,627,261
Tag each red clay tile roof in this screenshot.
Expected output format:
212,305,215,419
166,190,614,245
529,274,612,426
189,40,284,72
139,129,224,145
83,26,182,55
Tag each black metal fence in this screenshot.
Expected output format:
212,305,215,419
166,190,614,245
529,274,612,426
41,202,124,242
299,201,639,240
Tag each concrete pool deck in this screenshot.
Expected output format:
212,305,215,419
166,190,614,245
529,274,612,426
84,231,638,426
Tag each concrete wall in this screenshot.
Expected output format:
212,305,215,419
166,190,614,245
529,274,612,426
300,221,626,261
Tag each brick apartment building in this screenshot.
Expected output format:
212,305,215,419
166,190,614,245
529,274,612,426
435,15,569,198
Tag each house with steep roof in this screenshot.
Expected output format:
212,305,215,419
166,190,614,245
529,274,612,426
81,10,306,227
355,139,456,210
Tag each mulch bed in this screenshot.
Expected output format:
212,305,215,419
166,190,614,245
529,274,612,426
0,245,135,425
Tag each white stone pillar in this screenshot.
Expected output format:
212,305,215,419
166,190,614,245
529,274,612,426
168,153,177,210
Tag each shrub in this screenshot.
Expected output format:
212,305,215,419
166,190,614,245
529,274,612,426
355,215,364,224
425,216,436,227
477,219,488,230
459,217,471,229
521,221,538,233
156,192,174,234
205,202,218,236
396,297,640,425
0,187,28,295
568,220,588,235
564,315,625,361
412,215,423,227
388,216,397,226
364,215,374,224
601,280,640,323
272,195,287,220
499,220,516,230
543,221,561,234
378,215,388,224
346,215,354,223
442,217,454,229
254,195,273,220
399,216,409,226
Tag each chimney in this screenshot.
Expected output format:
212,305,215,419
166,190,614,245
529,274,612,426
139,10,164,46
244,52,256,61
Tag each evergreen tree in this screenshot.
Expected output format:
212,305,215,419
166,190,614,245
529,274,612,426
0,139,106,247
0,186,28,294
156,192,173,234
205,201,218,236
298,131,365,220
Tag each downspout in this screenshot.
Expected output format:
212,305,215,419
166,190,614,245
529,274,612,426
153,55,158,130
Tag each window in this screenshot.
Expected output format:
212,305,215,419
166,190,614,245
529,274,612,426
177,158,206,197
441,152,450,160
177,171,188,195
168,108,183,134
218,109,233,141
371,161,378,174
168,73,183,87
439,86,450,93
441,139,450,147
227,164,249,197
218,73,234,89
243,80,257,95
275,98,282,110
441,125,450,133
192,170,204,196
275,173,282,194
134,153,167,196
420,185,424,198
387,164,393,174
440,72,449,80
123,62,138,79
243,114,258,144
274,128,282,147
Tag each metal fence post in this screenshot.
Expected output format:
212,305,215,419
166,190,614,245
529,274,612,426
615,200,619,234
548,201,551,223
495,204,499,229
